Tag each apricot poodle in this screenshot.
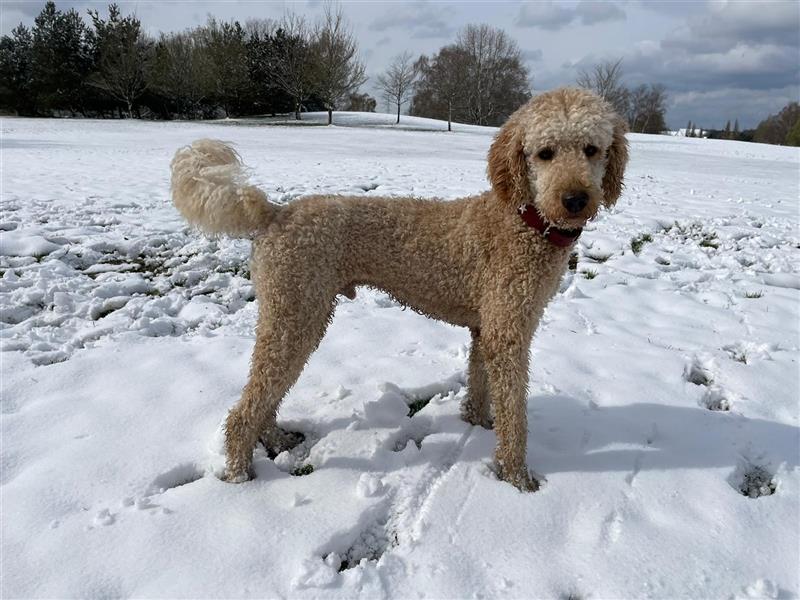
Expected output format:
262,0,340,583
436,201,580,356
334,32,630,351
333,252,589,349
171,87,628,491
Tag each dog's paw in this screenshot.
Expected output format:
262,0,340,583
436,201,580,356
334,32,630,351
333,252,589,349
503,469,541,493
223,469,252,484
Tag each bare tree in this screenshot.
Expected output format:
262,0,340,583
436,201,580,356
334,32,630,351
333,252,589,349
270,13,315,120
576,58,629,116
412,47,469,131
310,4,367,125
456,24,530,126
149,30,211,119
626,83,667,134
376,51,416,124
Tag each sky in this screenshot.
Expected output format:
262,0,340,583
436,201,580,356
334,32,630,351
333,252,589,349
2,0,798,129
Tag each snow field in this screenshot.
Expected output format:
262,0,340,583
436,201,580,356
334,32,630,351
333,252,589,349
1,114,799,598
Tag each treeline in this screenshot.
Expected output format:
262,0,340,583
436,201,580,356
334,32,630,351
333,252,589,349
686,102,800,146
5,0,794,145
0,2,368,122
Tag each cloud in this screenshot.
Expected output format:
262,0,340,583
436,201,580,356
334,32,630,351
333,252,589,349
661,1,799,54
575,1,626,26
369,2,454,39
521,48,544,63
557,2,799,128
517,1,625,30
667,85,800,129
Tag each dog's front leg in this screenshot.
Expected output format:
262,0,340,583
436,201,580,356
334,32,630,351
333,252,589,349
481,319,538,492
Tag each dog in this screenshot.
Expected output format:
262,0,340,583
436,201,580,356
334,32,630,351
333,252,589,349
170,87,628,491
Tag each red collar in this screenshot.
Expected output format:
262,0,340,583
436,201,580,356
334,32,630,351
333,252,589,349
517,205,582,248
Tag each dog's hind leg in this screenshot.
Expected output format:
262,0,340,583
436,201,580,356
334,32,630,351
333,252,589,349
223,294,336,482
461,328,492,429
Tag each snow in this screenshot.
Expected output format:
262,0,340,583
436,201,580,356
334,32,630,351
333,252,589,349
2,113,799,599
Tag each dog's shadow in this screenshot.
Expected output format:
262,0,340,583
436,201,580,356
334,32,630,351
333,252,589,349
300,393,799,479
527,394,799,476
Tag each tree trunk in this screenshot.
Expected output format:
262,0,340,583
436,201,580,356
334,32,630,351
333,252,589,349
396,102,400,124
294,100,301,120
448,101,452,132
327,109,333,125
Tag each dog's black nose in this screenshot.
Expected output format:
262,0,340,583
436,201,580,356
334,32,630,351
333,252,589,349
562,191,589,214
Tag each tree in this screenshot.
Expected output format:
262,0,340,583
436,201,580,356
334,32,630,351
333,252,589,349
201,18,249,117
411,46,469,131
786,117,800,146
686,120,692,137
310,4,367,125
148,30,212,119
626,83,667,134
30,1,95,115
377,51,416,124
242,19,294,116
411,25,529,129
269,14,315,120
88,4,150,117
577,58,628,116
456,24,530,126
754,102,800,145
343,91,376,112
724,119,731,139
0,25,35,115
733,119,739,139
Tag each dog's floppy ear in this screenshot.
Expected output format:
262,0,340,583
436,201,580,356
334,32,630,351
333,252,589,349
487,116,529,208
602,116,629,208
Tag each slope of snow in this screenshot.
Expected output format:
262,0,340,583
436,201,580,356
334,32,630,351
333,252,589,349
223,110,497,133
2,116,798,599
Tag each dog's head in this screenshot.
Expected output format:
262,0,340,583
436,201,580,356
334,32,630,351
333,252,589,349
487,87,628,230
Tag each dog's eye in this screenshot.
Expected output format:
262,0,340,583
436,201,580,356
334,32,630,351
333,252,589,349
584,145,598,158
537,148,554,160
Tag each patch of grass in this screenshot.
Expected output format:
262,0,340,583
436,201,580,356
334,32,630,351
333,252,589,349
568,251,578,272
587,253,611,263
630,232,653,255
744,290,763,299
291,464,314,477
581,269,598,280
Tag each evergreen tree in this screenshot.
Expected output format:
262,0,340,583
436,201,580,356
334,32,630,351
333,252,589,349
724,120,731,139
202,18,249,117
88,4,151,117
0,25,35,114
733,119,740,139
244,21,293,115
30,1,95,115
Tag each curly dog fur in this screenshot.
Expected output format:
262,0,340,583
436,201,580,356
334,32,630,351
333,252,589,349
171,87,628,491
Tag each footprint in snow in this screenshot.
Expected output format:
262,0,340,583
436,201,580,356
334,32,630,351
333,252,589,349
683,356,734,412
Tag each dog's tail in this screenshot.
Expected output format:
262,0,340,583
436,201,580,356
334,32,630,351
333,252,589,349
170,139,277,237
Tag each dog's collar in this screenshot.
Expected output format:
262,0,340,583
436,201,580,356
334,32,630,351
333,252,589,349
517,205,582,248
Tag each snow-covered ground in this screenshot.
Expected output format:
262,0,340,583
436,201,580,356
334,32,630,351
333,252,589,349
2,113,798,599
